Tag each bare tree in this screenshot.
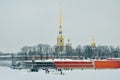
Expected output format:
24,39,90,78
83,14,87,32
76,45,82,59
21,46,31,60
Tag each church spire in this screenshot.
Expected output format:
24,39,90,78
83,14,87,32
59,0,62,34
57,0,64,49
91,37,96,47
59,0,62,28
66,37,72,47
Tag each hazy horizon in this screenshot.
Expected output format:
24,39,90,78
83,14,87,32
0,0,120,53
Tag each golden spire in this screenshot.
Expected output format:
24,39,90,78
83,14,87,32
57,0,64,49
91,37,96,47
59,0,62,28
58,0,63,34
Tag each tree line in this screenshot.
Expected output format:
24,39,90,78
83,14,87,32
17,43,120,60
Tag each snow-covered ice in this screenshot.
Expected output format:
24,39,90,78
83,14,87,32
0,67,120,80
0,61,11,67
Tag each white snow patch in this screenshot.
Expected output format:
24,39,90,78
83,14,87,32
0,61,11,67
0,67,120,80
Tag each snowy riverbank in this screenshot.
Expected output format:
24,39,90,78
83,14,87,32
0,67,120,80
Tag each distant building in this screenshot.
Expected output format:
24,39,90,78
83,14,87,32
66,38,72,48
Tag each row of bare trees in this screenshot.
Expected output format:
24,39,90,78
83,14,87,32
18,44,120,60
76,45,120,59
20,44,52,60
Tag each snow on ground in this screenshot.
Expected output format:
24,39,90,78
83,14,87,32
0,61,11,67
0,67,120,80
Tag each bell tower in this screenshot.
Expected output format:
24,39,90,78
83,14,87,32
57,0,64,51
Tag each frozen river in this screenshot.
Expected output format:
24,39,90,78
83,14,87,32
0,67,120,80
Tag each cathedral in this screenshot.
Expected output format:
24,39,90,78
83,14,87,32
56,0,96,54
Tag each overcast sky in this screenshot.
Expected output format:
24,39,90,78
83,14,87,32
0,0,120,53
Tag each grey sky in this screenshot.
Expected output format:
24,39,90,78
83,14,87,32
0,0,120,53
